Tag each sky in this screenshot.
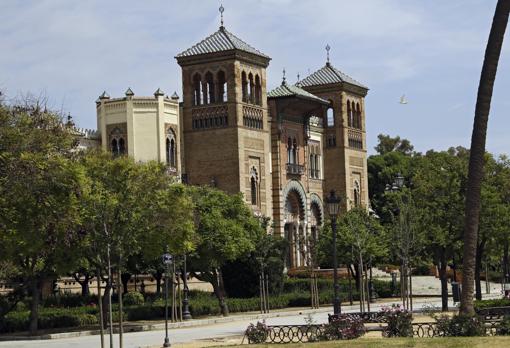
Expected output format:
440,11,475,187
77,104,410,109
1,0,509,155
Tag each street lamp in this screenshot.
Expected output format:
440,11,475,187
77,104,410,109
162,251,173,347
394,173,405,189
326,190,341,315
181,254,192,320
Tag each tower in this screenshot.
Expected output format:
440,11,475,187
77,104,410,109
299,46,369,211
175,9,272,216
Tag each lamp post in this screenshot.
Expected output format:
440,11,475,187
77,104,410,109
326,190,341,315
162,251,173,347
181,254,192,320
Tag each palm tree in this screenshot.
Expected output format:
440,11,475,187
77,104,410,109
461,0,510,315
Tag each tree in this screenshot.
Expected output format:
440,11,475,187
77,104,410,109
0,100,84,334
476,155,510,299
386,188,425,310
318,208,386,311
461,0,510,315
368,137,418,223
374,134,415,156
78,151,195,332
222,234,287,298
412,149,468,311
187,186,263,316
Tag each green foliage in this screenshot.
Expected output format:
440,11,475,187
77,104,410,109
123,291,144,306
187,186,263,270
436,314,486,337
374,134,415,156
474,298,510,310
222,235,287,298
42,293,98,308
0,308,98,333
380,304,413,337
318,208,387,268
496,316,510,336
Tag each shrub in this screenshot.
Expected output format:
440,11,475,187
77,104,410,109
318,315,365,340
496,315,510,336
245,320,269,344
380,304,413,337
43,293,98,308
474,298,510,311
123,291,144,306
436,314,486,337
0,308,99,333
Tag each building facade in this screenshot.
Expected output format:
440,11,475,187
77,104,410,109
88,22,369,269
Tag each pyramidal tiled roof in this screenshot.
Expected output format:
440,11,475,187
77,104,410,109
176,26,270,59
299,62,367,89
268,80,329,104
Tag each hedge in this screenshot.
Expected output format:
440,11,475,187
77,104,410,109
474,298,510,311
0,308,98,333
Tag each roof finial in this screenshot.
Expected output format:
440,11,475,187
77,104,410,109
297,73,300,82
219,4,225,28
282,68,286,85
326,44,331,65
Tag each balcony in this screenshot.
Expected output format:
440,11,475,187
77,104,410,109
286,163,305,175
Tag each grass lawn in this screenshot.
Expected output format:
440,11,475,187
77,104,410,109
233,337,510,348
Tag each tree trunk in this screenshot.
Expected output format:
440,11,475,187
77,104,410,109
194,270,229,316
438,256,449,312
475,239,486,301
352,263,361,291
101,282,111,329
504,240,509,282
154,271,163,296
121,273,131,295
28,278,40,335
72,273,91,296
460,0,510,316
217,268,229,316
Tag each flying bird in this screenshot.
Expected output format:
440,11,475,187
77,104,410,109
399,94,408,104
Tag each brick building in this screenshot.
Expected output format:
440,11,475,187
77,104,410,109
88,21,369,269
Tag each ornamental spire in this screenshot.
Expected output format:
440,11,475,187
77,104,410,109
282,68,286,85
326,44,331,65
219,4,225,28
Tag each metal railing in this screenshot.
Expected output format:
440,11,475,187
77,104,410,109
286,163,305,175
246,309,508,344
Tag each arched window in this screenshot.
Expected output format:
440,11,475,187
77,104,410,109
255,75,261,105
110,128,125,156
250,167,258,206
248,73,254,104
350,101,356,128
309,152,314,177
356,103,362,129
315,154,321,179
193,73,201,106
292,138,298,164
118,138,125,155
217,71,227,102
327,104,334,127
353,181,360,206
347,101,352,127
111,138,118,155
242,71,248,102
287,137,292,164
250,177,257,205
205,72,215,104
166,129,177,168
